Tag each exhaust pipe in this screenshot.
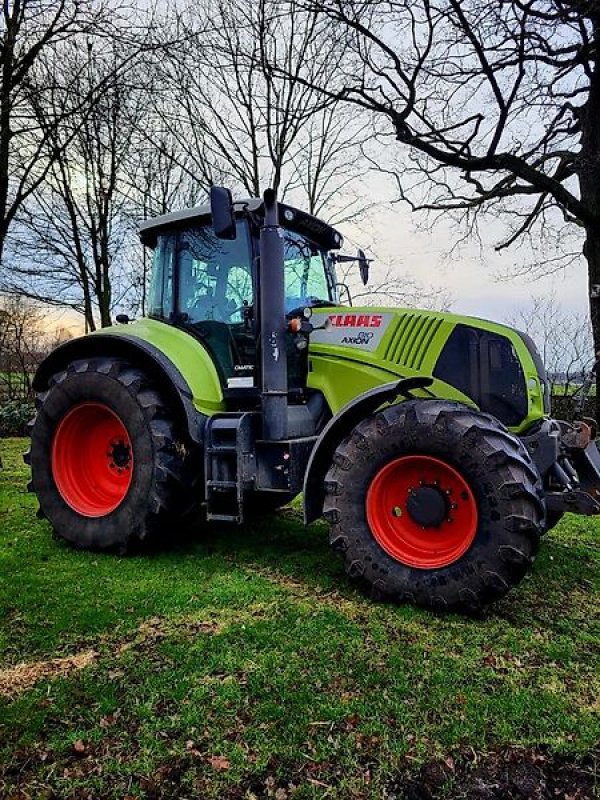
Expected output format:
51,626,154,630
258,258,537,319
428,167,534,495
259,189,288,440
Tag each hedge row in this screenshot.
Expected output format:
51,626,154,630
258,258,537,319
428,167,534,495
0,400,35,437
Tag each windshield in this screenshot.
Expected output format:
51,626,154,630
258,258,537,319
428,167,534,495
283,230,334,312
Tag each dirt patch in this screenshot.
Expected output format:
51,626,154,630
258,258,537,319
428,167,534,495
116,616,222,655
0,650,97,699
0,614,223,700
391,746,599,800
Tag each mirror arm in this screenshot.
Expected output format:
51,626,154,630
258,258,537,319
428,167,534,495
335,282,353,306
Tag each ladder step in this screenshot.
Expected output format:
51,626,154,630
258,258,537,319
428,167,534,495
205,413,253,525
206,446,237,454
207,513,241,523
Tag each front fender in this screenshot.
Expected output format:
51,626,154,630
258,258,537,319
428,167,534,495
303,377,433,524
33,328,214,443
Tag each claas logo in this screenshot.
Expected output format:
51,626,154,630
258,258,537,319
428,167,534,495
328,314,383,328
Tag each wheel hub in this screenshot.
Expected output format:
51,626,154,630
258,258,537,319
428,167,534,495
406,485,448,528
108,439,132,471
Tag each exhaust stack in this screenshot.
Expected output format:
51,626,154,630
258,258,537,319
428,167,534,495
259,189,288,440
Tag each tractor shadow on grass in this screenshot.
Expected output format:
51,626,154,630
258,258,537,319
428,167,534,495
135,503,353,597
142,507,598,625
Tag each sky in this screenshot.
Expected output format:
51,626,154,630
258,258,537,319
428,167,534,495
359,201,588,323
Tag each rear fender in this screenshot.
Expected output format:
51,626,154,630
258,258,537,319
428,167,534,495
303,377,433,524
33,333,207,443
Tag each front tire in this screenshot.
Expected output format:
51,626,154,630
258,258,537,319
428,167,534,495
323,400,545,611
26,357,198,552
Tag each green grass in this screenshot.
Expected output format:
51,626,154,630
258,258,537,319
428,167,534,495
0,437,598,798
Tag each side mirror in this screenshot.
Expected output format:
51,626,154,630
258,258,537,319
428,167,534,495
358,249,370,285
210,185,236,240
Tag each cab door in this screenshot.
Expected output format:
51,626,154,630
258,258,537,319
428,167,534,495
175,221,258,391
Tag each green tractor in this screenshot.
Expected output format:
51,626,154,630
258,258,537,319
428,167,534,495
25,188,600,611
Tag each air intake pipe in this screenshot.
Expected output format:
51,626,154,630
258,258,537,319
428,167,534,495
259,189,288,440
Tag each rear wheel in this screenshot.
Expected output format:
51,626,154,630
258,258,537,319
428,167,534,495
323,400,545,611
25,357,199,552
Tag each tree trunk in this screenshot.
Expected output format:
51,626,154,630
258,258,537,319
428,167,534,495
83,288,96,333
585,228,600,422
0,12,15,270
579,15,600,422
99,268,112,328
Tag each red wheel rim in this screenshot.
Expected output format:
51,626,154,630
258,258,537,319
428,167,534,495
51,403,133,517
366,455,478,569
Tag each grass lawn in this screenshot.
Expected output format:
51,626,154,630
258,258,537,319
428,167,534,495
0,437,598,799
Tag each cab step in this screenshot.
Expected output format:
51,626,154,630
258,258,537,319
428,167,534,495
204,412,257,524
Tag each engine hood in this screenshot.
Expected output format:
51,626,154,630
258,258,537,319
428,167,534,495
307,306,547,433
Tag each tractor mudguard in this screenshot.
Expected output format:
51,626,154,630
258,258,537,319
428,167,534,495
33,332,208,444
303,377,433,524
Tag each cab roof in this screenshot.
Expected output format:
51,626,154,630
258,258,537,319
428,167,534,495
139,197,344,251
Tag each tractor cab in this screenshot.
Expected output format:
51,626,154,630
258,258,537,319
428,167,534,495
140,198,343,398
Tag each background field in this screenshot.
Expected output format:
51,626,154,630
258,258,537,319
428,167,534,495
0,437,598,799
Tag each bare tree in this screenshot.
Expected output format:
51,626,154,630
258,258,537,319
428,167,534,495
275,1,600,405
506,294,593,397
152,0,370,222
5,31,163,330
0,1,119,269
123,131,205,316
0,293,50,402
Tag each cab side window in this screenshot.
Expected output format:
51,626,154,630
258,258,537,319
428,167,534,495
283,231,331,312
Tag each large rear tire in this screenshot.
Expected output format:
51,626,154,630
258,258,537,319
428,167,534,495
25,357,199,553
323,400,545,612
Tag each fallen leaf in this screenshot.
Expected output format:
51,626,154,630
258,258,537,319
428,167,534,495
208,754,230,771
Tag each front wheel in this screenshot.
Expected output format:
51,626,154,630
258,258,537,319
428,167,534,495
323,400,545,611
